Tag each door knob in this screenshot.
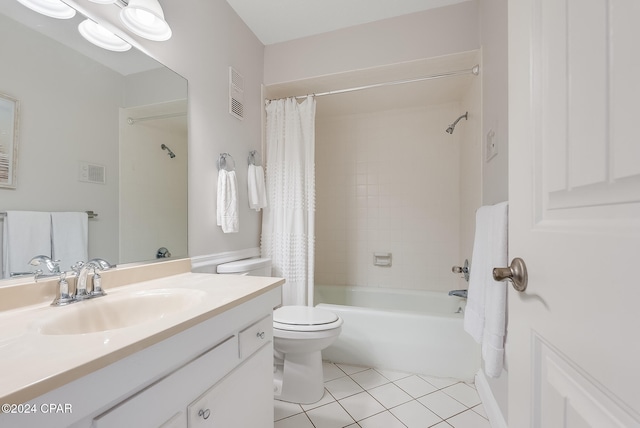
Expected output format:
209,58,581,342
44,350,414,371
493,257,528,292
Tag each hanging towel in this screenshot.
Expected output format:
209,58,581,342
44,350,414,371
464,201,508,378
2,211,52,278
51,212,88,272
216,169,239,233
247,164,267,211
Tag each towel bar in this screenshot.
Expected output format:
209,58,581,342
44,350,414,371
1,211,98,219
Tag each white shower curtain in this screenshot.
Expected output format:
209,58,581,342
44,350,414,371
261,96,316,306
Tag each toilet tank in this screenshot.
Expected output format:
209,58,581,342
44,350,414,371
216,257,272,277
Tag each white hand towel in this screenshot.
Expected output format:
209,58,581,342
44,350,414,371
51,212,88,272
2,211,52,278
247,164,267,211
216,169,239,233
463,202,508,378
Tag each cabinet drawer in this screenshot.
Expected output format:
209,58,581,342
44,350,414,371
238,315,272,359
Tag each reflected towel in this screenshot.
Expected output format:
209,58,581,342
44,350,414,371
2,211,52,278
51,212,88,272
217,169,239,233
247,164,267,211
464,202,508,378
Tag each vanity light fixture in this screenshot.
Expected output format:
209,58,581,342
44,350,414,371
119,0,172,41
78,19,132,52
15,0,76,19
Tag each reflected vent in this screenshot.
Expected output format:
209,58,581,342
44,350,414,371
79,161,106,184
229,66,244,120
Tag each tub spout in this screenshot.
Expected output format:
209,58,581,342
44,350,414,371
448,289,468,299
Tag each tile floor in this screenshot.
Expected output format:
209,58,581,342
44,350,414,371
274,362,490,428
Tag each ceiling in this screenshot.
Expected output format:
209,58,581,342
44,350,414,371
233,0,478,116
225,0,470,45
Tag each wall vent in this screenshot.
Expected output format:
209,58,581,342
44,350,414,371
229,66,244,120
79,161,106,184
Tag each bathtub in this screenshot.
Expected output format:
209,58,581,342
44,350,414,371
315,285,481,380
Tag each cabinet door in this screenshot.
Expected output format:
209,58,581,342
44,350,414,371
93,337,237,428
188,344,273,428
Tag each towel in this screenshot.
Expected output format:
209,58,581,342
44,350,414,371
247,164,267,211
2,211,52,278
463,202,508,378
216,169,239,233
51,212,88,272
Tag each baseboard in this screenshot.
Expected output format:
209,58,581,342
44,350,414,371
190,248,261,273
475,370,508,428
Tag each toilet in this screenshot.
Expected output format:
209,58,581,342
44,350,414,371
216,257,343,404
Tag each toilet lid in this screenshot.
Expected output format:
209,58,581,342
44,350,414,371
273,306,340,331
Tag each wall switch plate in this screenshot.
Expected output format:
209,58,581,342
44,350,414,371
486,128,498,162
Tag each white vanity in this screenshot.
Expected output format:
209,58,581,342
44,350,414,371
0,259,283,428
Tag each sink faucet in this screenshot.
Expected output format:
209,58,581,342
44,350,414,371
72,258,113,300
29,255,61,282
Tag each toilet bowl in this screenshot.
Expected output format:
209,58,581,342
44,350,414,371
273,305,343,404
216,257,342,404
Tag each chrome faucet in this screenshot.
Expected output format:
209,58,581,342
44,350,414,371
448,289,468,299
29,255,61,281
72,258,113,300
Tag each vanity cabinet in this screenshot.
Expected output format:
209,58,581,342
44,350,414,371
93,324,273,428
0,284,281,428
93,316,274,428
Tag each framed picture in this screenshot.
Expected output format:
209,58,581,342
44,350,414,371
0,93,19,189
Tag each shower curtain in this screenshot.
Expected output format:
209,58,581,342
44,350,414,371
261,96,316,306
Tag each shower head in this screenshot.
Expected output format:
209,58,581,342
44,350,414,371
446,112,468,134
161,143,176,158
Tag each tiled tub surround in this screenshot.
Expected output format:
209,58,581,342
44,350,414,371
0,258,284,410
275,362,489,428
315,104,468,293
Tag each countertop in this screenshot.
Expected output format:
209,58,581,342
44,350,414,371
0,271,284,404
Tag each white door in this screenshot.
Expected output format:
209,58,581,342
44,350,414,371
508,0,640,427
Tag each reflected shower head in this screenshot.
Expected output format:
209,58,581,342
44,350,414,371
446,112,468,134
161,143,176,158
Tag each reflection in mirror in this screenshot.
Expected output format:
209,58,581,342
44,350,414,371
0,93,19,189
0,1,188,281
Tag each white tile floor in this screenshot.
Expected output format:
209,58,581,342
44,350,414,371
274,362,490,428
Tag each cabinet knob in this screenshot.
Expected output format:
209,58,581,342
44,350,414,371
256,331,265,339
198,408,211,420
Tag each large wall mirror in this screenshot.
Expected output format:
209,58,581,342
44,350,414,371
0,1,188,281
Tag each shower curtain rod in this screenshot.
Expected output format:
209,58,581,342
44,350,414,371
126,112,186,125
267,65,479,102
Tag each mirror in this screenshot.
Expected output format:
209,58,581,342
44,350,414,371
0,2,188,281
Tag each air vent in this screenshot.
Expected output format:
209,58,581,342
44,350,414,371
79,161,106,184
229,66,244,120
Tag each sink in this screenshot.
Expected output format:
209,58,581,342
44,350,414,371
35,288,206,335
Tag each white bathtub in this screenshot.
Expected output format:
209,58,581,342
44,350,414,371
315,285,480,380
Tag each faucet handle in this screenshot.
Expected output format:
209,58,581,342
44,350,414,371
90,269,106,297
51,272,75,306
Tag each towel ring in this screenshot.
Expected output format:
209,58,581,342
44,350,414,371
248,150,262,166
217,153,235,171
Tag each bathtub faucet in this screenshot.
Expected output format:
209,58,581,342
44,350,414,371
448,289,468,299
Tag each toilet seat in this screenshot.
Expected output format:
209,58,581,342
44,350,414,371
274,306,343,332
